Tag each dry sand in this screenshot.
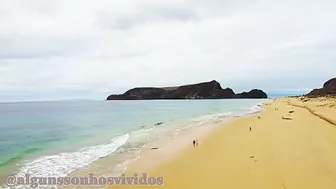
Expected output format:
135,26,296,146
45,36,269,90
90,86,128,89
110,98,336,189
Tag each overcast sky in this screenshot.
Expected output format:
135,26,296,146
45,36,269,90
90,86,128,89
0,0,335,101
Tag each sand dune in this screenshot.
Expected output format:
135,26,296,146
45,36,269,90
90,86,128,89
286,96,336,126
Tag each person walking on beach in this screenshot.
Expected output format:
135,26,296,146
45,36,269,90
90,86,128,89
193,140,196,147
249,127,252,131
196,140,199,147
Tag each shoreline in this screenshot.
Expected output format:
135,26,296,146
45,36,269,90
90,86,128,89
108,97,336,189
122,107,266,174
64,116,250,185
61,102,266,189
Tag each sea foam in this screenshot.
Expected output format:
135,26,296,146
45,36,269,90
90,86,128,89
18,133,130,177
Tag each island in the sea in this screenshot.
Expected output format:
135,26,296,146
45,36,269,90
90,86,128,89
107,80,267,100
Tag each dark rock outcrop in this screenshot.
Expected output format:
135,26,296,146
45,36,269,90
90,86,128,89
167,80,235,99
109,88,167,100
107,80,268,100
307,78,336,96
236,89,268,99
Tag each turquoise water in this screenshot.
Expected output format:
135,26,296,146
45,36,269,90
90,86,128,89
0,99,267,181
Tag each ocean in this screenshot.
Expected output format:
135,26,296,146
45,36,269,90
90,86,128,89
0,99,268,186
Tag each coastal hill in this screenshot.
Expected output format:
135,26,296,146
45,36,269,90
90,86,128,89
107,80,267,100
307,77,336,96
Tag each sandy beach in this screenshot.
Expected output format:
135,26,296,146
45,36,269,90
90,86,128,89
110,97,336,189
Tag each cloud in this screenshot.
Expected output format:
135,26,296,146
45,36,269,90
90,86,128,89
0,0,335,101
97,4,198,30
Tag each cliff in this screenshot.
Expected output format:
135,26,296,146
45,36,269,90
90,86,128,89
307,78,336,96
107,80,267,100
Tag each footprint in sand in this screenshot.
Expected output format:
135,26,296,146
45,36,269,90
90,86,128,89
249,156,258,162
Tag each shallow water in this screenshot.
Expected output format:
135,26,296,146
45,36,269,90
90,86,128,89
0,99,267,185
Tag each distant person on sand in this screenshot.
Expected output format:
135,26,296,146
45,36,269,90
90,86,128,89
249,127,252,131
193,140,196,147
196,140,199,147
